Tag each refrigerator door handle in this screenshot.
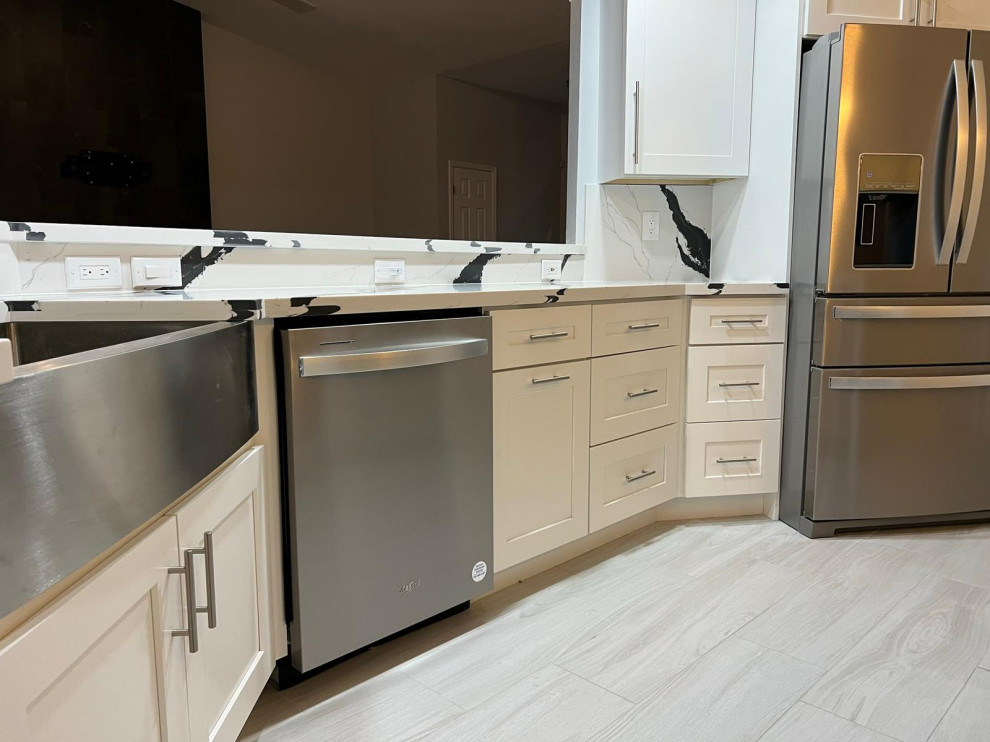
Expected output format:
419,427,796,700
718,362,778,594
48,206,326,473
939,60,970,266
959,59,988,265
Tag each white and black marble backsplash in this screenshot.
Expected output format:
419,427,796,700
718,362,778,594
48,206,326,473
583,184,713,283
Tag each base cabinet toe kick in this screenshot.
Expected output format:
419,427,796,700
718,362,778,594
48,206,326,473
491,295,787,571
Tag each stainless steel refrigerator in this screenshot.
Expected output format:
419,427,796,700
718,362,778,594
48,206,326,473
782,24,990,537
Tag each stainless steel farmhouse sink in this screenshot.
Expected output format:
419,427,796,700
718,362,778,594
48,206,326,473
0,321,258,621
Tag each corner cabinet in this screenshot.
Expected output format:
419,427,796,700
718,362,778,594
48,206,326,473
806,1,990,36
0,446,272,742
599,0,757,181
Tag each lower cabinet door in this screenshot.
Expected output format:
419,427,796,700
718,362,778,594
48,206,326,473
0,518,190,742
684,419,781,497
173,447,271,742
493,360,591,571
589,425,680,532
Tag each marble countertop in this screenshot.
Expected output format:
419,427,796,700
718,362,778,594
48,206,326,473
1,281,788,323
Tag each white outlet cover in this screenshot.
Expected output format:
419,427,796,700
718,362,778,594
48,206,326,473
65,257,123,290
541,259,563,281
132,256,182,288
375,259,406,285
642,211,661,241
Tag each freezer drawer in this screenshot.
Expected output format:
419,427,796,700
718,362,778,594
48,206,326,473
814,297,990,367
806,365,990,522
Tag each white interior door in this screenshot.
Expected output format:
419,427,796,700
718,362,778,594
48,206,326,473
0,518,190,742
174,447,271,742
449,161,496,240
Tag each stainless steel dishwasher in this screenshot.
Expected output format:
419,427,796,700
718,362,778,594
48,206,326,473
279,314,493,675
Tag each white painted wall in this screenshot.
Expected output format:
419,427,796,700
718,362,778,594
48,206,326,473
710,0,803,283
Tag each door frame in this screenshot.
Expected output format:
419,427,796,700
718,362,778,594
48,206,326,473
447,160,497,240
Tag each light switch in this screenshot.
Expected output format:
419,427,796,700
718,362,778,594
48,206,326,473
132,256,182,288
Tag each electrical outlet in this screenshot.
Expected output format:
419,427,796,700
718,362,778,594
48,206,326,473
643,211,661,241
374,259,405,285
65,257,123,290
541,259,563,281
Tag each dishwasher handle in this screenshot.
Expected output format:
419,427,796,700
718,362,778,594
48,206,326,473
299,337,489,377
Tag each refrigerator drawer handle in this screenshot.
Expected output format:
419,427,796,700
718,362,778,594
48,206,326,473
829,375,990,391
959,59,988,266
833,305,990,320
298,338,489,377
939,59,970,266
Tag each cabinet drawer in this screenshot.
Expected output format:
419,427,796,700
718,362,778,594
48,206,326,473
591,299,683,357
590,425,679,532
591,346,681,445
689,298,786,345
491,305,592,370
684,420,781,498
686,345,784,423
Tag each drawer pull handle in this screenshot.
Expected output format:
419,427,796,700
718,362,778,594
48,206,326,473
626,469,657,483
627,322,661,331
718,381,760,388
529,331,569,341
532,374,571,385
716,456,758,464
627,388,660,398
720,318,763,326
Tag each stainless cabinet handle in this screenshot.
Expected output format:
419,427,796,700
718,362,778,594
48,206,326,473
939,59,970,265
625,469,656,483
960,59,987,265
532,374,571,385
529,331,569,341
627,388,659,398
716,457,758,464
718,381,760,388
169,549,202,653
627,322,660,331
203,531,217,630
633,80,641,166
167,531,218,653
720,318,762,325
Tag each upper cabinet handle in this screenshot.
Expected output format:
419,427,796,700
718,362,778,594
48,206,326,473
628,322,661,331
529,330,569,341
633,80,641,167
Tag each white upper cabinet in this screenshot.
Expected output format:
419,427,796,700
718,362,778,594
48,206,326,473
805,0,919,36
919,0,990,30
599,0,757,181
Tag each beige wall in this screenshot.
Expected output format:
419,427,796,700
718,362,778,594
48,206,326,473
435,77,564,242
369,76,440,238
202,23,375,235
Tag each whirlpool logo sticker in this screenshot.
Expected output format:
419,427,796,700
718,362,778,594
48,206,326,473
398,579,422,595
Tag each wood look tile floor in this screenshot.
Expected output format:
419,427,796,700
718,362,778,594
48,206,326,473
239,518,990,742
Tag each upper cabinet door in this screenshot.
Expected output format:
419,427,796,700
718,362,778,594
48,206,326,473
0,518,190,742
924,0,990,30
173,447,271,742
805,0,919,36
624,0,757,179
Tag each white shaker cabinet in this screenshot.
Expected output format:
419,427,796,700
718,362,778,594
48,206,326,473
493,360,591,571
0,518,191,742
805,0,919,36
171,446,271,742
919,0,990,30
599,0,757,181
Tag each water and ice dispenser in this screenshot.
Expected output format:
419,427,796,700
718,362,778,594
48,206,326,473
853,154,922,269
